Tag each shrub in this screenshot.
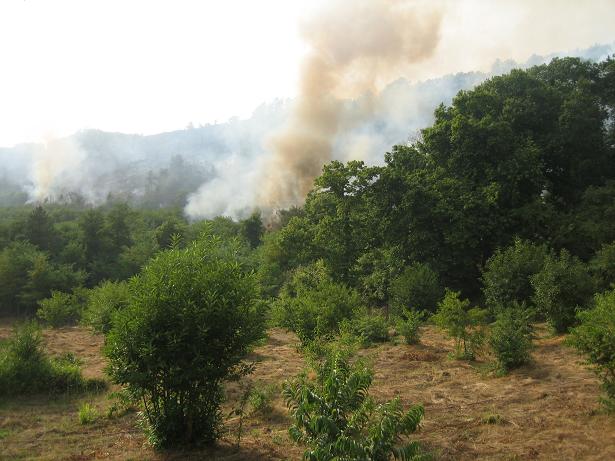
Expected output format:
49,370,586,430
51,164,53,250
531,249,594,333
248,383,278,417
82,280,130,333
488,305,533,372
390,262,443,315
568,289,615,409
78,402,99,425
432,290,487,360
0,322,98,396
37,290,84,327
104,235,266,448
283,347,425,460
340,313,389,346
481,238,548,314
590,241,615,291
397,309,425,345
272,261,362,345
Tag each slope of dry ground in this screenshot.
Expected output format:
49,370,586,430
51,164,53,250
1,322,614,460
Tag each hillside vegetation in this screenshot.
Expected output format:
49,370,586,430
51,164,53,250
2,56,615,460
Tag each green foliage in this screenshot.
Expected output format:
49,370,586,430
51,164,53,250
481,238,548,314
390,262,443,315
353,247,403,309
0,322,99,396
37,290,84,327
591,241,615,291
531,249,594,333
248,383,278,416
78,402,99,425
240,211,264,249
397,309,425,345
283,348,425,461
0,241,85,316
82,280,130,333
488,305,533,372
272,261,362,346
568,289,615,409
104,234,266,448
340,313,389,347
432,290,487,360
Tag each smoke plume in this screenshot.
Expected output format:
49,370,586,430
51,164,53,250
259,0,443,210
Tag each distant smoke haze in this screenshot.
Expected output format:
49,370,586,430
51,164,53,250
257,0,443,211
0,0,614,218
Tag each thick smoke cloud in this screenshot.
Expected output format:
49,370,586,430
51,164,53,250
258,0,443,211
1,0,614,218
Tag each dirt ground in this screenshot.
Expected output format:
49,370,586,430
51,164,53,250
1,322,614,460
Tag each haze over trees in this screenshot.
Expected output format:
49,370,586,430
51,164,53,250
2,56,615,455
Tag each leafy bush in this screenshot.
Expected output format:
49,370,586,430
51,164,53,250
78,402,99,425
397,309,425,345
283,347,425,460
104,235,265,448
82,280,130,333
340,313,389,346
488,305,533,372
390,262,443,315
248,383,278,417
432,290,487,360
590,241,615,291
272,261,362,345
481,238,548,314
0,322,100,396
568,289,615,409
531,249,594,333
37,290,84,327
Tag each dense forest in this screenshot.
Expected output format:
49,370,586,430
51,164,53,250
2,56,615,458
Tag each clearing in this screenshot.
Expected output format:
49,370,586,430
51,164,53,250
1,321,614,460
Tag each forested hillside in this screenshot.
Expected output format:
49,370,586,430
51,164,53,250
2,56,615,460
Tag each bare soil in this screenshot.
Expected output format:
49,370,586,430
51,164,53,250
1,322,614,460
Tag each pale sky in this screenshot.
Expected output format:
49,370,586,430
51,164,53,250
1,0,614,147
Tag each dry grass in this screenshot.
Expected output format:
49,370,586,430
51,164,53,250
1,322,614,460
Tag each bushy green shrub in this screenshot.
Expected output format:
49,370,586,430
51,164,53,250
397,309,425,345
390,262,443,315
489,305,533,372
568,289,615,409
82,280,130,333
433,290,487,360
248,383,278,417
481,238,548,314
283,347,425,460
590,241,615,291
531,249,594,333
37,290,84,327
104,235,265,448
0,322,100,396
272,261,362,345
340,313,390,346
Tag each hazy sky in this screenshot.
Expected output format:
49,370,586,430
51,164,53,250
1,0,614,147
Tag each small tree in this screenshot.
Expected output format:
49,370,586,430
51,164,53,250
37,290,84,327
568,289,615,410
104,234,265,448
397,309,425,345
489,305,533,373
481,238,548,314
432,290,487,360
590,241,615,292
283,348,425,460
82,280,130,333
531,249,594,333
390,262,443,315
271,261,361,346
